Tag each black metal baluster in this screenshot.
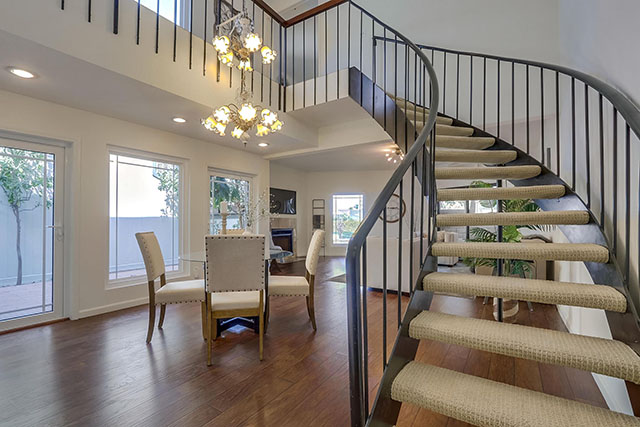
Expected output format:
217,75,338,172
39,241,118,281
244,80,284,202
541,68,545,163
189,0,193,69
271,18,275,107
526,64,530,154
394,36,397,140
483,57,486,130
383,29,387,129
397,180,403,328
114,0,120,34
625,124,631,280
155,0,160,54
470,55,473,125
336,6,340,100
556,71,560,175
292,24,296,110
496,180,503,322
420,145,425,262
88,0,92,22
359,12,363,104
314,15,317,106
404,44,409,151
413,51,417,144
585,84,591,207
61,0,65,10
361,241,369,416
136,0,141,44
382,207,388,367
324,12,328,104
599,94,605,225
373,21,377,117
173,0,177,61
409,160,415,292
303,20,306,107
571,77,576,190
497,59,501,139
283,26,287,109
456,53,460,119
203,0,208,75
512,61,515,145
443,52,447,114
260,9,264,99
613,109,618,254
251,1,255,93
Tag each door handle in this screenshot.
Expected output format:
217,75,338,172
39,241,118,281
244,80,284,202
47,225,64,241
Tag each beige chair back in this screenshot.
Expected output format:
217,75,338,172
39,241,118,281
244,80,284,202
135,232,166,282
305,229,325,276
205,234,265,293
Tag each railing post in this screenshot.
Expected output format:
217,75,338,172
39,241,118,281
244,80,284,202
346,246,364,427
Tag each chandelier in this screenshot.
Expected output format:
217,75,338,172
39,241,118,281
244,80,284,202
201,9,282,144
383,146,405,164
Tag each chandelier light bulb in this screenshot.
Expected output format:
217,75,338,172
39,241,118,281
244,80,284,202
213,35,230,54
219,51,234,67
261,46,277,64
231,127,245,139
270,119,283,132
214,106,231,124
238,58,253,72
214,122,227,136
202,116,217,131
256,123,270,137
261,109,277,126
239,103,257,122
243,33,262,52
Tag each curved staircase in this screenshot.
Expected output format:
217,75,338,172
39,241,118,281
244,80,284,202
385,100,640,426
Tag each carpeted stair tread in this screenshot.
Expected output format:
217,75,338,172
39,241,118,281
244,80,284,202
409,311,640,383
434,135,495,150
435,165,541,180
436,210,590,226
423,272,627,312
431,242,609,263
438,185,566,201
433,124,475,136
391,362,640,426
435,148,517,164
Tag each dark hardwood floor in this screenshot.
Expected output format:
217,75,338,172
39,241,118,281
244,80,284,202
0,257,607,426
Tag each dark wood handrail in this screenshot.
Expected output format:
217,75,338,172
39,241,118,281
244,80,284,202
283,0,348,27
252,0,286,25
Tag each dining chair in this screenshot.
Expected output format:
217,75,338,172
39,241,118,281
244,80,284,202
267,229,325,330
226,229,246,235
205,234,265,365
135,232,205,343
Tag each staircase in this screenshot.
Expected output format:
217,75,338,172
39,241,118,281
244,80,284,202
384,99,640,426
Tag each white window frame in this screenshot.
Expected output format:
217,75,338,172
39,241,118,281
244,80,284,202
208,168,255,235
107,147,188,289
332,194,364,246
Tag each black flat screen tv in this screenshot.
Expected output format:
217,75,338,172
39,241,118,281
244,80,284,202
270,188,296,214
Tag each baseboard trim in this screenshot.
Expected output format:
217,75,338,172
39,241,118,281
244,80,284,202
77,297,149,319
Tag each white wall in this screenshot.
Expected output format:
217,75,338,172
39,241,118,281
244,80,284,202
0,89,269,319
269,164,309,255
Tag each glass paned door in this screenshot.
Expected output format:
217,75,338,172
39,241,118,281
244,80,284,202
209,174,251,234
0,138,65,331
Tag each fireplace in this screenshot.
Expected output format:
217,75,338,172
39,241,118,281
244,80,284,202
271,228,294,254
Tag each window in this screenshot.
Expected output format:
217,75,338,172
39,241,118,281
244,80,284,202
109,153,182,284
209,173,251,234
332,194,364,245
139,0,187,25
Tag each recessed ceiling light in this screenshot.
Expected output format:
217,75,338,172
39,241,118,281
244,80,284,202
6,67,36,79
258,142,269,147
172,117,187,123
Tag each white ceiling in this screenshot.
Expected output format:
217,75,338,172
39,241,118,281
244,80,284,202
271,140,399,171
0,29,313,155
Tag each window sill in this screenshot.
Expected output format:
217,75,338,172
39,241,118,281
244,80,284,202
106,270,190,290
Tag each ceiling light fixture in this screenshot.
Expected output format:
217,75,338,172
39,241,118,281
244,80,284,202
383,146,405,164
258,142,269,147
172,117,187,123
6,67,36,79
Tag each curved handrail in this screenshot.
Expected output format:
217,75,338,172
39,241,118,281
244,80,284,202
344,2,440,425
374,36,640,148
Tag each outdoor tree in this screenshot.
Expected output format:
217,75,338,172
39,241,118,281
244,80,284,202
0,148,53,286
152,165,180,218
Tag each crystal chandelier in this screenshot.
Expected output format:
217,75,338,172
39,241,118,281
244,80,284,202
383,146,405,164
202,9,282,144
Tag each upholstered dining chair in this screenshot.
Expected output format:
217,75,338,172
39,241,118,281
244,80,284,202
226,229,246,235
205,234,265,365
135,232,205,343
267,229,325,330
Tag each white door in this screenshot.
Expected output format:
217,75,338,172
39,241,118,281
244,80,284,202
0,138,65,331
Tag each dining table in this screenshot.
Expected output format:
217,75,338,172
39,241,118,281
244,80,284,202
181,248,293,336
